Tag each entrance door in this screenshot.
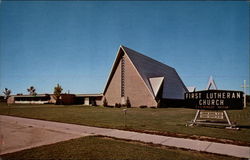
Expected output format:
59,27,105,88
84,97,89,105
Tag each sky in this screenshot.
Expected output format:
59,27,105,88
0,1,249,95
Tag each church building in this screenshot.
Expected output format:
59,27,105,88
103,46,188,107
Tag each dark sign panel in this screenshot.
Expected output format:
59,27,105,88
185,90,244,110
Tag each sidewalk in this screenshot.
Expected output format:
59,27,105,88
0,115,249,158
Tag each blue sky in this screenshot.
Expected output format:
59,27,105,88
0,1,249,95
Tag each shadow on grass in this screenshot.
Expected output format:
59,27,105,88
237,125,250,129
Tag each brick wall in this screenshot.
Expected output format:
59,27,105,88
104,53,157,107
124,54,157,107
104,60,122,106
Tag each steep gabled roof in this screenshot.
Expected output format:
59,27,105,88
103,45,188,99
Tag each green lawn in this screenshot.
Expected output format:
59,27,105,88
1,136,240,160
0,103,250,143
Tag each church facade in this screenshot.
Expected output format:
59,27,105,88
103,46,188,107
7,45,188,107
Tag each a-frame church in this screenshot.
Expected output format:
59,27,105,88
103,45,188,107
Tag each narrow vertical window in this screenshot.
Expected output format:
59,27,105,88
121,56,125,97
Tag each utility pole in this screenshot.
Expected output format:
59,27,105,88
241,80,249,108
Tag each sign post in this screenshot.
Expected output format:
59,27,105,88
223,111,232,127
192,110,200,125
123,109,127,128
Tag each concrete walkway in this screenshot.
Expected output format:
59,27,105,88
0,115,249,158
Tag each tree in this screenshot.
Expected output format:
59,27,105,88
54,84,63,105
125,97,131,108
3,88,11,99
27,86,37,96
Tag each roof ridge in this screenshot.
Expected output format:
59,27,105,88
121,45,188,99
121,45,174,70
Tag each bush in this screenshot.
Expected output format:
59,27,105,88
103,97,108,107
157,100,161,108
92,101,97,106
139,105,147,108
125,97,131,108
115,103,121,108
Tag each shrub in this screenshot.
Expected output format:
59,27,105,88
103,97,108,107
157,99,161,108
92,101,97,106
115,103,118,107
125,97,131,108
115,103,121,108
139,105,147,108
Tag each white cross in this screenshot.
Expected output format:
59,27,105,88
241,80,249,94
241,80,249,108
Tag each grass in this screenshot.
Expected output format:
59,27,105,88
0,103,250,143
1,136,241,160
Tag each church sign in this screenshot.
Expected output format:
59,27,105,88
185,90,244,110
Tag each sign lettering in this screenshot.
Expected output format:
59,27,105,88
185,90,244,110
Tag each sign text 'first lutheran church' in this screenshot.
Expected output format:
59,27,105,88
185,90,244,110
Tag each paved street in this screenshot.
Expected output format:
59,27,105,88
0,115,249,158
